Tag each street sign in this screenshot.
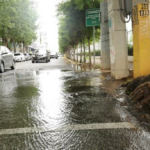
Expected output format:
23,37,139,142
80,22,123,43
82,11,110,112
86,8,100,27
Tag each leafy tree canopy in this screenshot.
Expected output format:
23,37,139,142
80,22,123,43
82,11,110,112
57,0,101,53
0,0,38,50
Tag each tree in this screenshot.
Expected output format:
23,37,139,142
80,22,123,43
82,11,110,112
0,0,38,52
57,0,100,66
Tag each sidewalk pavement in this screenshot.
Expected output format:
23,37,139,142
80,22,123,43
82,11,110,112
66,56,134,71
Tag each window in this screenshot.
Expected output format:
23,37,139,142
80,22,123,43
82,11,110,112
5,47,10,53
14,53,21,56
1,47,7,54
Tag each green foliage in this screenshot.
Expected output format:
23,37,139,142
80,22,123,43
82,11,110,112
0,0,38,49
77,50,101,56
57,0,101,53
128,44,133,56
91,50,101,56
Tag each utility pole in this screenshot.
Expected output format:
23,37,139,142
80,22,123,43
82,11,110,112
100,0,111,70
133,1,150,78
108,0,129,79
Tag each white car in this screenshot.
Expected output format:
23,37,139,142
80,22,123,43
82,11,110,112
14,53,26,62
24,53,31,61
0,46,15,73
50,52,58,59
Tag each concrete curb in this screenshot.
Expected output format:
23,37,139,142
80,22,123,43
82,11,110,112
64,57,90,67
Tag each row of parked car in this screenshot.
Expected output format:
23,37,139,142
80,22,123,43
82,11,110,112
14,53,32,62
14,51,59,62
0,46,61,73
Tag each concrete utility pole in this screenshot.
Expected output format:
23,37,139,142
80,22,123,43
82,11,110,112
108,0,129,79
133,0,150,78
100,0,111,70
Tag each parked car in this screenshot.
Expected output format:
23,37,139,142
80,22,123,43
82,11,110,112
24,53,31,61
29,53,33,60
0,46,15,73
14,53,26,62
32,49,50,63
50,52,58,59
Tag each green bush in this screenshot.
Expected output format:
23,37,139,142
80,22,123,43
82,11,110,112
128,44,133,56
91,50,101,56
77,50,101,56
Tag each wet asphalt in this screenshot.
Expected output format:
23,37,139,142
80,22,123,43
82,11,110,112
0,58,150,149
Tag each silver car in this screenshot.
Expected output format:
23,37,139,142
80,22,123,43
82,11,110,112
32,49,50,63
0,46,15,73
24,53,31,61
50,52,58,59
14,53,26,62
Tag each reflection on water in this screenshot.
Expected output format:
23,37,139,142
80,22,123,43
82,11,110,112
37,70,68,129
72,64,90,72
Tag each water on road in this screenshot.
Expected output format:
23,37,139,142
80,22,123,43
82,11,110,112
0,59,150,149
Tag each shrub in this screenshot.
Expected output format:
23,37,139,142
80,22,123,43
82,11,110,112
128,44,133,56
90,50,101,56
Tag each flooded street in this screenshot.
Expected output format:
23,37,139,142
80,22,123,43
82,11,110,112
0,58,150,149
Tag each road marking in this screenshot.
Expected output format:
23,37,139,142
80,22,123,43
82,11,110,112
0,122,136,136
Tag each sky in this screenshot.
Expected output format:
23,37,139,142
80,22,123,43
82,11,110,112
36,0,132,52
36,0,61,52
127,21,132,31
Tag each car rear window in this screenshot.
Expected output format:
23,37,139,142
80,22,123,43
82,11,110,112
14,53,20,56
35,49,46,54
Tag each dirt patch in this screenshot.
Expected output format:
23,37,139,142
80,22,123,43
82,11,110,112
124,75,150,114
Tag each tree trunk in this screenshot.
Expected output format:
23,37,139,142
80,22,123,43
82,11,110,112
69,50,71,59
23,45,26,53
23,42,26,53
14,43,16,53
88,38,91,66
77,46,78,62
83,40,86,63
71,50,73,60
80,43,82,63
19,43,22,52
2,38,7,47
25,46,28,53
9,42,13,51
73,48,75,61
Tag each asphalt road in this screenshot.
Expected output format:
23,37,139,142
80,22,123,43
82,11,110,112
16,57,71,70
0,57,150,149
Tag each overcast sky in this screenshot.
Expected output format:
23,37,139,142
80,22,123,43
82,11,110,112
36,0,61,52
36,0,132,52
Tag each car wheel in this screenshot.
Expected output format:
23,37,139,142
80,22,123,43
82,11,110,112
0,62,4,73
32,60,34,63
11,61,15,70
